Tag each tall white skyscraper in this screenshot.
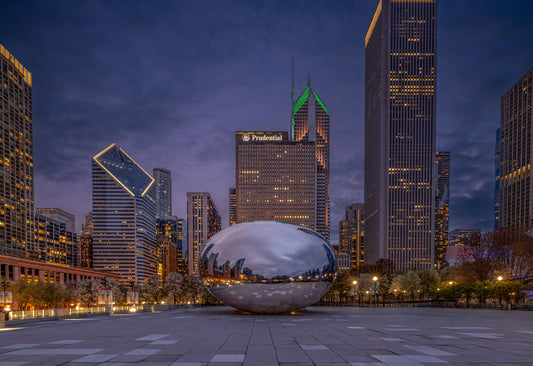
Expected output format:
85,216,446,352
92,143,157,284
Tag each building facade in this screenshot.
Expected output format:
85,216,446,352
364,0,437,270
92,143,157,285
229,188,237,226
36,208,75,233
435,151,450,269
0,254,118,285
235,131,316,230
79,212,93,269
157,235,176,280
187,192,220,275
494,128,501,229
33,212,77,267
448,229,481,247
291,79,330,241
498,68,533,231
338,204,364,272
156,216,186,274
153,168,172,219
0,44,34,259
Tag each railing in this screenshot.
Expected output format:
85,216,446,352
8,306,107,320
5,304,197,321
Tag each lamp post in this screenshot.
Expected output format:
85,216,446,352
371,276,379,307
352,280,358,304
496,276,503,307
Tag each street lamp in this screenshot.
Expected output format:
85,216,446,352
371,276,380,306
496,276,504,307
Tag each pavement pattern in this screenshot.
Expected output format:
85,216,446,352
0,306,532,366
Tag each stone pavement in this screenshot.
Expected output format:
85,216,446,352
0,306,532,366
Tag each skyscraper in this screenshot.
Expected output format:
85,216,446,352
36,208,75,233
338,204,364,272
79,212,93,269
235,131,316,229
153,168,172,219
92,143,157,284
156,216,186,274
448,229,481,247
291,78,330,241
0,44,34,258
187,192,220,275
34,212,77,266
435,151,450,269
498,68,533,230
494,129,501,229
364,0,437,270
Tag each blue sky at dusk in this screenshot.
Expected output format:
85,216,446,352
1,0,532,242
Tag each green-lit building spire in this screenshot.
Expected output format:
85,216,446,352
290,78,330,242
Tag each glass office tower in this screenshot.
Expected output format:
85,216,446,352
153,168,172,219
435,151,450,269
0,44,34,258
364,0,437,270
92,143,157,284
498,69,533,231
291,79,330,241
186,192,220,275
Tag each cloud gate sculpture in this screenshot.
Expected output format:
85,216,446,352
198,221,336,314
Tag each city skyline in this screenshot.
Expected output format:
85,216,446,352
1,1,533,244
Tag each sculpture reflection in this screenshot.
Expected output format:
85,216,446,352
199,221,336,314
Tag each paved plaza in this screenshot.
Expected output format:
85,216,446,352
0,306,532,366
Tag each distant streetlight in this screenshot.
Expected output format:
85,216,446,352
353,280,357,285
497,276,503,282
372,276,378,281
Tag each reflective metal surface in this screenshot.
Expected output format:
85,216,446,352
199,221,336,314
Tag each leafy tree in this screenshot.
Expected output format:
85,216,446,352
353,273,373,303
12,281,33,310
472,281,494,304
324,270,352,301
180,275,204,304
418,269,439,300
163,272,183,304
392,272,420,301
72,279,103,307
140,275,164,304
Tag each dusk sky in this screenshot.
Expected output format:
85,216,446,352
2,1,533,242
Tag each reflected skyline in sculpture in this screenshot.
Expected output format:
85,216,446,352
199,221,336,314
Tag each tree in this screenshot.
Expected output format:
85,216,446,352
358,259,395,277
140,275,164,304
324,270,352,301
418,269,439,300
180,275,204,304
164,272,183,304
12,281,33,310
392,272,420,301
353,273,373,303
73,279,103,307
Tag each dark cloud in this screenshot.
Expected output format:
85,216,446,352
1,0,532,238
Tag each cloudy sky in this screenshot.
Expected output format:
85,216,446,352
2,0,532,242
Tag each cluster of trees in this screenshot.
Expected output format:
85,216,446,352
327,268,530,306
5,273,213,310
326,227,533,306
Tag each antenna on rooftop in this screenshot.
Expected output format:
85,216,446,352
290,56,295,141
